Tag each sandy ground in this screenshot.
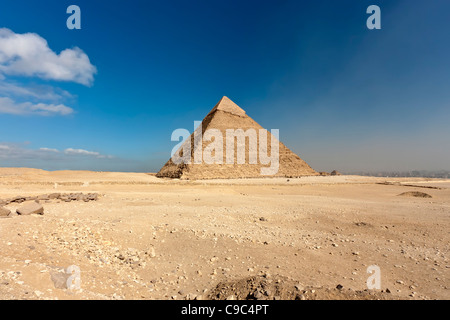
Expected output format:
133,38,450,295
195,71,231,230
0,168,449,300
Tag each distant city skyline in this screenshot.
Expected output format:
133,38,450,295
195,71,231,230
0,0,449,173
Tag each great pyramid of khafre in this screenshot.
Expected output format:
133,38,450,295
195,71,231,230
156,96,318,180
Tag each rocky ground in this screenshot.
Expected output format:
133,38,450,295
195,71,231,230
0,168,448,300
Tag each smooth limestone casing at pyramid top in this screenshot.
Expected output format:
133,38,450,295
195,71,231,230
156,96,318,180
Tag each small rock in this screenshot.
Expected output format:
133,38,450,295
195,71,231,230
61,196,71,202
0,207,11,217
86,193,98,201
37,195,50,201
48,193,61,200
185,293,196,300
34,290,43,297
51,271,70,289
10,196,26,203
16,202,44,215
295,284,304,291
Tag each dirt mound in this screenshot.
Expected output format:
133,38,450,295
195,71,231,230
398,191,432,198
207,275,394,300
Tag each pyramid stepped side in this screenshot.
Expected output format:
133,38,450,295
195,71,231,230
157,97,317,180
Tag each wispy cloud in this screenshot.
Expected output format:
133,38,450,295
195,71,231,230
39,147,60,153
0,28,97,86
64,148,113,159
64,148,100,156
0,81,74,101
0,97,73,116
0,142,147,172
0,143,113,160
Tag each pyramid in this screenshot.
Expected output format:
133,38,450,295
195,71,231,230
156,96,318,179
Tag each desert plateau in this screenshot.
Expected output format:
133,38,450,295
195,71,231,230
0,168,448,300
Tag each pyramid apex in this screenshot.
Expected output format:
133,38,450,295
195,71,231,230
208,96,246,117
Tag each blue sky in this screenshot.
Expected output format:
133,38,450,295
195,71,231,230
0,0,449,173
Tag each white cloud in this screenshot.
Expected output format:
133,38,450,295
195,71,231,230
0,81,73,101
0,28,95,117
0,97,73,116
0,28,97,86
39,147,59,153
65,148,114,159
0,143,113,161
65,148,100,156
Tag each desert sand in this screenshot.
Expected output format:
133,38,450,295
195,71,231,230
0,168,449,300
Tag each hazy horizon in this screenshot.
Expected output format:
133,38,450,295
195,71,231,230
1,0,449,174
